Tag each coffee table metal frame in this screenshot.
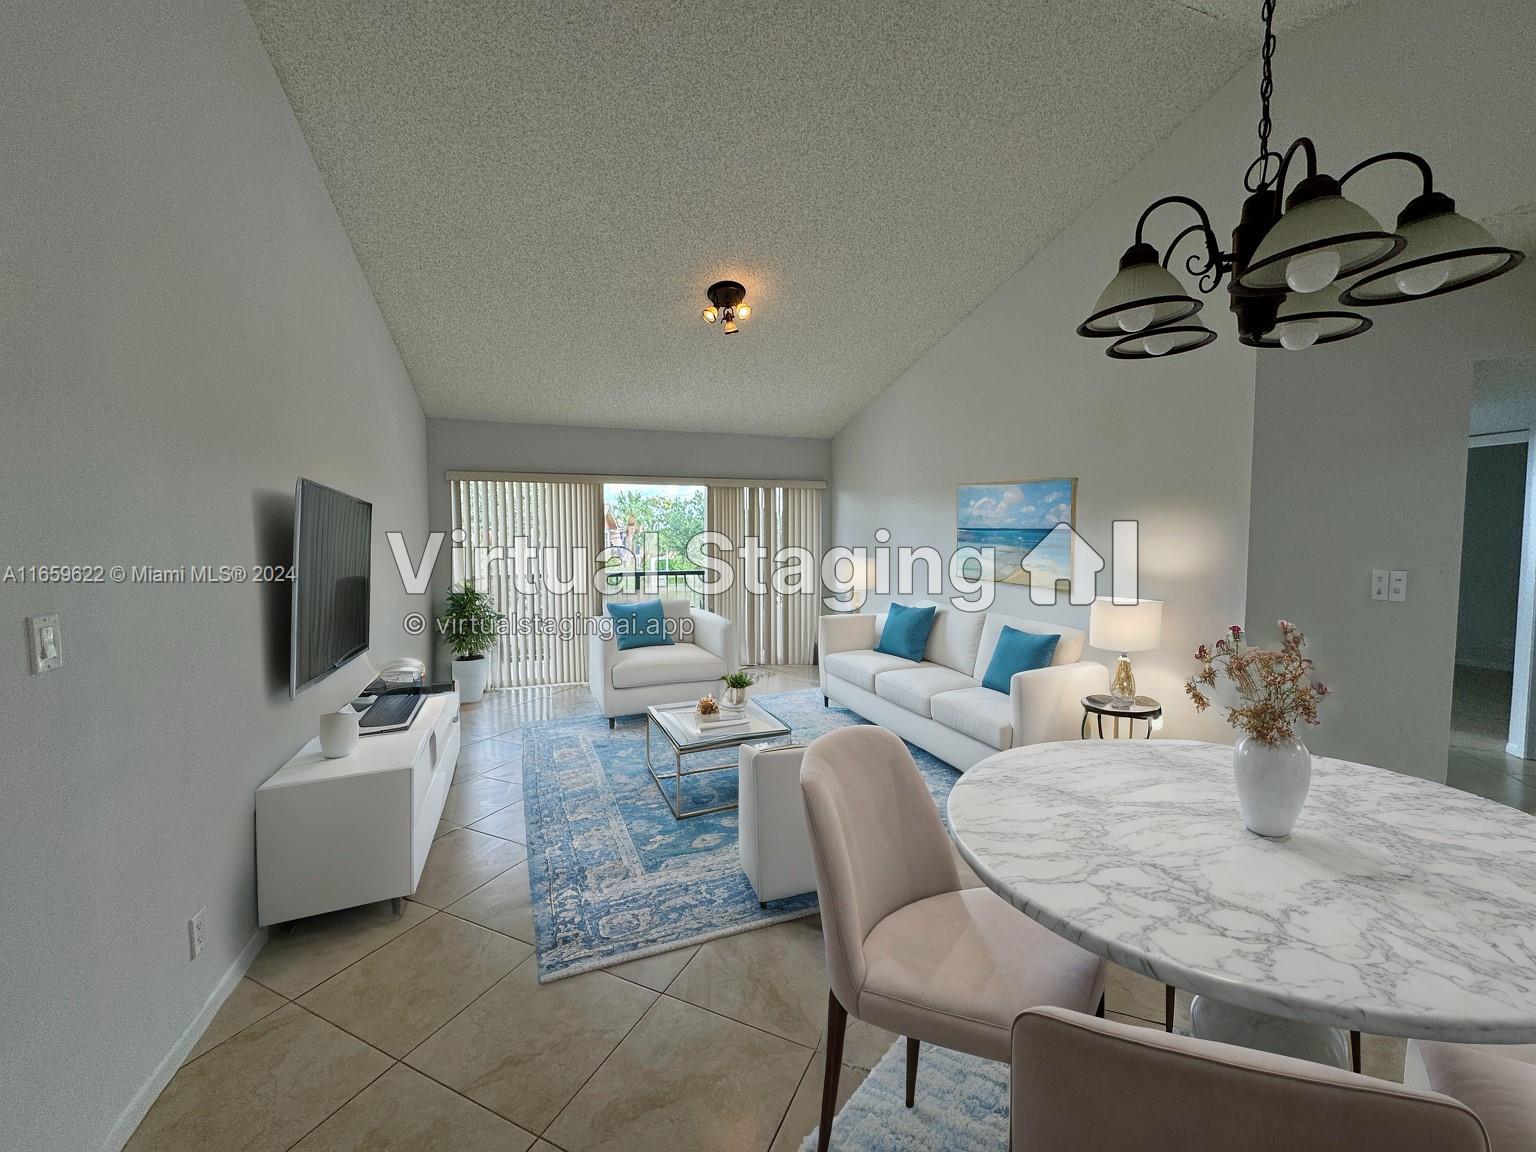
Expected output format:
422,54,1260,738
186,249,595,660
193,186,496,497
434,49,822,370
644,699,791,819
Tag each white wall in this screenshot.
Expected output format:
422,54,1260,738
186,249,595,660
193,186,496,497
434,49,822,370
0,3,429,1149
425,418,831,670
830,54,1260,741
1244,0,1536,781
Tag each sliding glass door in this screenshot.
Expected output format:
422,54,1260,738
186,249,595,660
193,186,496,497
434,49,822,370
450,473,823,688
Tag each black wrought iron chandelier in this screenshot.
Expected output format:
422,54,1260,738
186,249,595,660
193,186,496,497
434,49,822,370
1077,0,1524,360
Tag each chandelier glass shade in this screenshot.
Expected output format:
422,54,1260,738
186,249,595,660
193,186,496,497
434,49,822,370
1234,175,1403,294
1077,244,1203,336
1076,0,1523,359
1339,192,1524,305
1245,287,1371,350
1108,318,1217,359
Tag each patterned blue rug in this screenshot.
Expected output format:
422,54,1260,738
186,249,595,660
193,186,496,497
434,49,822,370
801,1040,1006,1151
521,688,962,981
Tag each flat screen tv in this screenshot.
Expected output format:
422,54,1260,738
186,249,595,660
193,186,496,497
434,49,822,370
290,478,372,697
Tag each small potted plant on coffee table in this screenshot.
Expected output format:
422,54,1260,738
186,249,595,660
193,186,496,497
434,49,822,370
438,582,503,704
720,670,758,712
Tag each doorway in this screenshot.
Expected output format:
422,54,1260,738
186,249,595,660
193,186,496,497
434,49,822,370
1448,418,1536,807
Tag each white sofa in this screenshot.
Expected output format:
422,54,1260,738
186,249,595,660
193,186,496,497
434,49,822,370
588,599,739,726
819,603,1108,770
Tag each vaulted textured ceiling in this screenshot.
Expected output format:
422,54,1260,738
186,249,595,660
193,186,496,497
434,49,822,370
247,1,1351,437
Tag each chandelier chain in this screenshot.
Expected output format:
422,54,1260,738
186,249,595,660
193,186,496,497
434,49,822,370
1246,0,1282,192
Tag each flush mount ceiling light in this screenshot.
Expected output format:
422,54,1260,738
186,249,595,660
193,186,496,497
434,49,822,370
701,280,751,335
1077,0,1523,358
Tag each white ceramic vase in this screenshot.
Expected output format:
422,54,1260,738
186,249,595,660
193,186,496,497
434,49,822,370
722,684,748,711
453,656,489,704
1233,734,1311,837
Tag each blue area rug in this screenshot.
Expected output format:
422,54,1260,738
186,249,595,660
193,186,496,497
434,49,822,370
521,688,961,981
801,1040,1006,1151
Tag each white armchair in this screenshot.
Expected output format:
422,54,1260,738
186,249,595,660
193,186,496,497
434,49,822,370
588,600,739,726
738,743,816,904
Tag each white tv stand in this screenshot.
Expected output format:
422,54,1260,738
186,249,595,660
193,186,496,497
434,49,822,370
256,691,461,925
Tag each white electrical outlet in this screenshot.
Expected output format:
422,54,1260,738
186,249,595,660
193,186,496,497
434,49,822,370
188,908,206,961
1389,571,1408,602
1370,570,1388,601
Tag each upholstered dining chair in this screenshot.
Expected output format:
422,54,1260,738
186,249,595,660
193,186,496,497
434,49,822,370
1011,1008,1490,1151
799,726,1106,1152
1416,1039,1536,1150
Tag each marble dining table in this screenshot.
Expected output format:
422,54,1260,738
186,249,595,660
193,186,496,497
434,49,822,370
947,739,1536,1067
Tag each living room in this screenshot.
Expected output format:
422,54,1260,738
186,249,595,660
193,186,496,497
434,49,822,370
6,1,1536,1150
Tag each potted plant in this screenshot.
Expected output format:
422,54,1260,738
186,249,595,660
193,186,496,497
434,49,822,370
1185,621,1329,838
438,582,503,704
720,670,758,711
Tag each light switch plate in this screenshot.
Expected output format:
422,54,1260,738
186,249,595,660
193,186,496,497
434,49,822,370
1389,571,1408,602
27,615,63,673
1370,570,1388,601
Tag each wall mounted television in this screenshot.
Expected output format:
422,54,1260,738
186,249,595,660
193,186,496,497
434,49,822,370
290,478,372,697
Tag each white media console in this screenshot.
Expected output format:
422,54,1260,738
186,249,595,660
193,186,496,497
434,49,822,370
256,691,461,925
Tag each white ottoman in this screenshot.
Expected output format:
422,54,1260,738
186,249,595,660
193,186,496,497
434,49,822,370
738,743,817,904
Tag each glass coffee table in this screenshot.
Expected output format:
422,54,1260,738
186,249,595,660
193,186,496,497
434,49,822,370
645,699,791,819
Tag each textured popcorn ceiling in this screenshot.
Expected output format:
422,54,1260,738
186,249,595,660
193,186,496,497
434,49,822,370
246,1,1347,437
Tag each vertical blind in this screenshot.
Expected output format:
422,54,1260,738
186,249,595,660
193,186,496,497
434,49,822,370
450,477,603,688
707,484,822,666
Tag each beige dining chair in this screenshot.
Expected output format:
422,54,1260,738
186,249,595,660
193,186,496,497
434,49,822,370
800,725,1106,1152
1011,1008,1490,1151
1418,1039,1536,1149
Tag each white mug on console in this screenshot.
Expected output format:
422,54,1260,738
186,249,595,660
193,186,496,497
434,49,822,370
319,710,361,758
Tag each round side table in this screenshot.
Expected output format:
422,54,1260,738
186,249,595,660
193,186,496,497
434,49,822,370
1081,693,1162,739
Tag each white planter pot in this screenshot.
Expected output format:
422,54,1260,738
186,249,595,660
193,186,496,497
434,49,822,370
1233,734,1312,838
452,657,490,704
722,684,748,711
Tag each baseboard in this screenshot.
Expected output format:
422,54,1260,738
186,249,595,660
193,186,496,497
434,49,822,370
99,927,268,1152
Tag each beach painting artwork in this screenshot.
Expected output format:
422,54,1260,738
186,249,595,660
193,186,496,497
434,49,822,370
957,478,1077,586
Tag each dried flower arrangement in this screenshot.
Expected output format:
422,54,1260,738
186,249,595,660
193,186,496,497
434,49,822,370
1185,621,1329,746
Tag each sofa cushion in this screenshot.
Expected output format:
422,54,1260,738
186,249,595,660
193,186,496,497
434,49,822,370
605,597,674,651
974,613,1085,679
611,643,726,689
876,603,937,662
876,665,980,717
925,606,988,674
981,627,1060,693
607,595,694,643
824,649,917,692
931,686,1015,750
874,601,987,674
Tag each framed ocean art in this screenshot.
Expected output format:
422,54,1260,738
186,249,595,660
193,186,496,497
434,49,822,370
956,478,1077,586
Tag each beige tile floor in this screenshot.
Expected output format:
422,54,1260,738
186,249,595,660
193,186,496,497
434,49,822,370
130,665,1411,1152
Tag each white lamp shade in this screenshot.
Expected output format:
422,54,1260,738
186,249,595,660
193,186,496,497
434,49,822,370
1108,319,1216,359
1089,597,1163,653
1239,192,1400,292
1340,208,1523,304
1079,260,1200,335
1249,287,1371,348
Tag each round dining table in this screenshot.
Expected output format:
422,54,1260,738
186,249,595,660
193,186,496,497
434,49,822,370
947,739,1536,1067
